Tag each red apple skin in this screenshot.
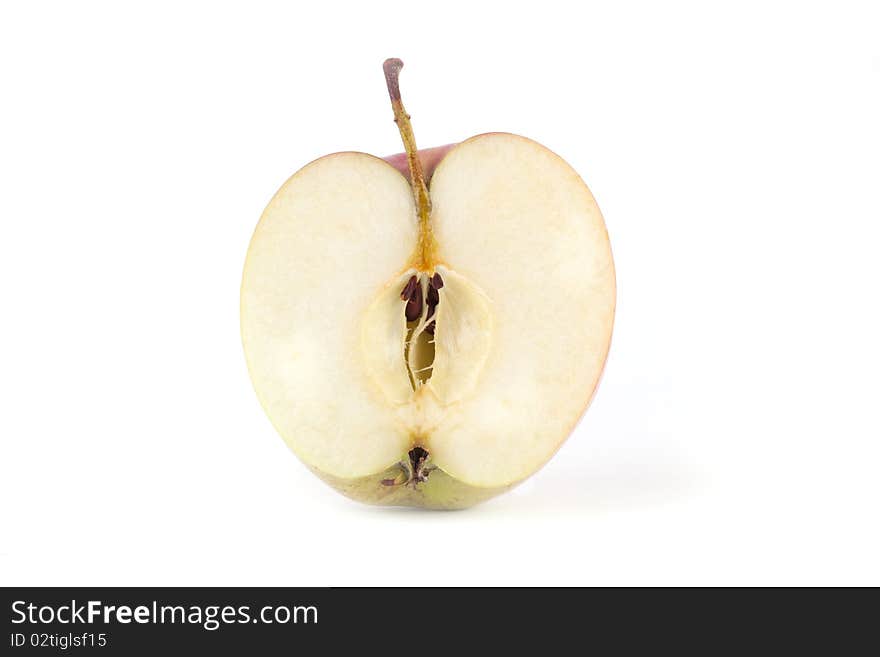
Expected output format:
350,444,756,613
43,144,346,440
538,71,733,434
383,144,455,182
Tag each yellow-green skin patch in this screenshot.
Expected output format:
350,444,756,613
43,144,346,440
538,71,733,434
310,459,513,510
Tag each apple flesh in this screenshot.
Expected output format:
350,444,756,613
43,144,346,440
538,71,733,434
240,60,616,509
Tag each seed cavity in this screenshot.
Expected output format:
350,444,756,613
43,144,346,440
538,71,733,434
400,272,443,388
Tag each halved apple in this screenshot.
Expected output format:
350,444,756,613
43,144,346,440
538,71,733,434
241,59,615,508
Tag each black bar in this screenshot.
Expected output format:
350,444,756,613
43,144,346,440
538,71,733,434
1,587,875,653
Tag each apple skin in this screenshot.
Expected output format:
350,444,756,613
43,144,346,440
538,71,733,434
310,463,512,511
383,144,455,182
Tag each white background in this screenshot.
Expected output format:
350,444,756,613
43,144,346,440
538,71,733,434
1,1,878,586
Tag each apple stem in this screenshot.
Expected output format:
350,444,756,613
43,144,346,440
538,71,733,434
383,58,437,270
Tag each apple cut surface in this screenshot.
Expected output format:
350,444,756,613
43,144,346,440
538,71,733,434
242,134,615,508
